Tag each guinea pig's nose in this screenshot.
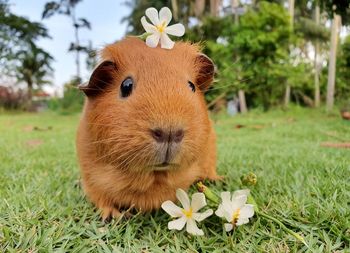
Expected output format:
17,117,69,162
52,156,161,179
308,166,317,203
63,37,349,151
151,128,184,143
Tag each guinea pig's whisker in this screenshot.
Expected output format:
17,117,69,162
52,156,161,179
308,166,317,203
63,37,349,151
90,137,124,144
86,123,123,127
92,146,126,164
90,135,141,145
108,144,146,169
124,147,147,168
123,144,153,170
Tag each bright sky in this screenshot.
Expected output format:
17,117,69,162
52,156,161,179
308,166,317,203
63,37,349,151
11,0,130,95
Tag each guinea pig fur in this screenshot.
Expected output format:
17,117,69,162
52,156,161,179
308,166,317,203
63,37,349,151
76,37,220,220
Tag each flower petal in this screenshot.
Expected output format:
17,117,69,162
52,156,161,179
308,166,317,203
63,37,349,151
146,32,160,48
145,7,160,26
161,200,183,218
220,192,234,214
168,216,187,230
159,7,172,26
186,219,204,236
220,192,231,204
193,209,213,222
231,195,247,210
176,189,190,209
239,204,255,219
165,23,185,36
160,33,175,49
236,217,250,226
215,204,225,217
141,16,156,33
191,193,206,212
224,223,233,232
223,209,233,223
232,189,250,200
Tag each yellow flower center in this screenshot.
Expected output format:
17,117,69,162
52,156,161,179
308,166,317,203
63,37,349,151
232,208,240,224
182,208,193,218
156,21,166,33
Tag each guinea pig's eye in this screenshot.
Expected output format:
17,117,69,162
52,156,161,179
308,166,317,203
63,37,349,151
188,81,196,92
120,77,134,98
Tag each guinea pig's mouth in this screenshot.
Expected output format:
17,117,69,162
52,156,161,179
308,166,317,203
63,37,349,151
152,162,179,171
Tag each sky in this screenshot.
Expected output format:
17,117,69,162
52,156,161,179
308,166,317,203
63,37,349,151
11,0,130,95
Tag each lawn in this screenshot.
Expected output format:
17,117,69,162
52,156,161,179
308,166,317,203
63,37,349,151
0,108,349,252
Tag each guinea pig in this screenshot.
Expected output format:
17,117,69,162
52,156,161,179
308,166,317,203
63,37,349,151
76,37,219,221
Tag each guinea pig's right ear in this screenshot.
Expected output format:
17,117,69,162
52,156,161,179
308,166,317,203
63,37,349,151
195,54,215,92
79,61,117,97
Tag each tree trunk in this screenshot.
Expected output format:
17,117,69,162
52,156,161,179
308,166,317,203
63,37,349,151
284,0,295,107
210,0,221,17
314,5,320,107
326,14,341,111
232,0,247,113
194,0,205,18
284,84,291,107
238,89,247,113
26,80,33,110
171,0,179,21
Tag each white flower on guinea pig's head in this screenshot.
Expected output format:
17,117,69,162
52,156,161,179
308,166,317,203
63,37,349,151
215,189,255,232
141,7,185,49
161,189,213,236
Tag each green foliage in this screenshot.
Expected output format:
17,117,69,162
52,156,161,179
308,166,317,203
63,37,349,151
335,35,350,101
15,43,53,98
185,2,317,109
50,78,84,114
0,0,51,77
294,17,330,42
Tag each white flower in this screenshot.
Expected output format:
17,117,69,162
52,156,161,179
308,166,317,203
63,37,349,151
215,189,255,232
141,7,185,49
161,189,213,236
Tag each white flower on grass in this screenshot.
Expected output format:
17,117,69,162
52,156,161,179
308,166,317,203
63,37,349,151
141,7,185,49
215,189,255,232
161,189,213,236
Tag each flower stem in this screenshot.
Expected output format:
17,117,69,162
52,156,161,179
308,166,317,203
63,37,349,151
196,182,219,204
256,210,308,247
130,32,151,41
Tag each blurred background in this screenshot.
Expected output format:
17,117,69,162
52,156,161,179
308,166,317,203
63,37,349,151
0,0,349,115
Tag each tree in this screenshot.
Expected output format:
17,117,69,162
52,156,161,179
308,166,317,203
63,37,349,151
314,3,321,107
42,0,91,81
326,13,341,111
336,35,350,102
15,43,53,105
293,0,330,107
0,0,53,108
0,0,51,77
232,2,292,109
284,0,295,107
318,0,349,111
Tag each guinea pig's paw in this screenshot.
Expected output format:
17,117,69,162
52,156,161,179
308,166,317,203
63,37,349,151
100,206,122,223
207,174,225,181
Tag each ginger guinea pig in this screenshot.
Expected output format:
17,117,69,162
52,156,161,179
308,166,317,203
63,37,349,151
76,37,219,220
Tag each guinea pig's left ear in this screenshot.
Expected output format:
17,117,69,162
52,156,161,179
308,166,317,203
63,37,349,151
195,54,215,91
79,60,117,97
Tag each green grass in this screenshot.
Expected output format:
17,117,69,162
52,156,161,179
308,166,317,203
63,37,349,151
1,108,349,252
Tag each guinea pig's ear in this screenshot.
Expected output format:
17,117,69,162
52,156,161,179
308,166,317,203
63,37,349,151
79,61,117,97
195,54,215,91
